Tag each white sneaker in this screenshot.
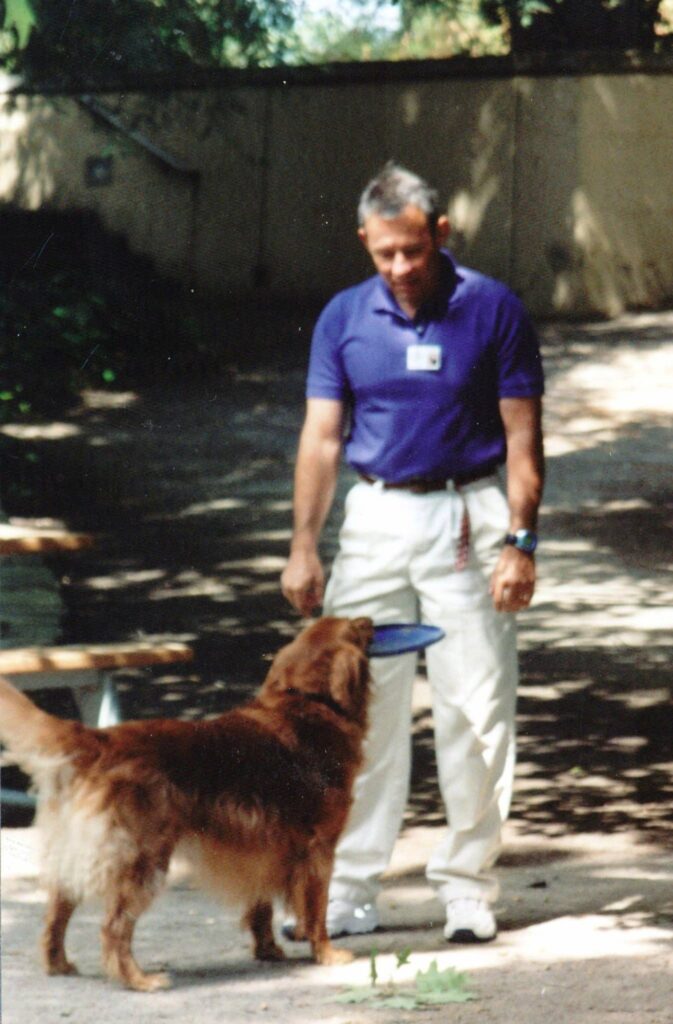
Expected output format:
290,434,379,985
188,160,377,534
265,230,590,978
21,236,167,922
327,899,379,937
282,899,379,940
444,898,497,943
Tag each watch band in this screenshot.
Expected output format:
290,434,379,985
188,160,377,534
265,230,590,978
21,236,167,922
504,529,538,554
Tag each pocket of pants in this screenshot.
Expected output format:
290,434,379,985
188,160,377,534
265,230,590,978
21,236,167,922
465,483,509,567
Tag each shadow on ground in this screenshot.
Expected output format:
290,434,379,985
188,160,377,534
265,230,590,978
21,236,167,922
1,323,672,849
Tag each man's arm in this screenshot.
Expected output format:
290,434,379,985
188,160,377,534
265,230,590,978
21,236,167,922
281,398,345,616
490,396,544,613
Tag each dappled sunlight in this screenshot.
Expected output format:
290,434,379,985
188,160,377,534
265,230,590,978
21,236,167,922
2,318,672,848
176,498,249,518
1,422,82,440
0,97,59,206
149,570,237,602
82,568,167,591
449,185,499,244
80,390,140,410
497,912,668,962
400,87,421,125
549,347,673,422
215,555,288,574
401,326,673,846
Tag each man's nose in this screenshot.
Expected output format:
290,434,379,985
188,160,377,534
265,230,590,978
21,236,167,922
391,252,412,276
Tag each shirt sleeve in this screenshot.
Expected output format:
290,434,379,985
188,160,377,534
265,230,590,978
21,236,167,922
306,295,349,400
494,290,545,398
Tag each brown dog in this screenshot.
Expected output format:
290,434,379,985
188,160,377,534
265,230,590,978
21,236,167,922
0,616,373,991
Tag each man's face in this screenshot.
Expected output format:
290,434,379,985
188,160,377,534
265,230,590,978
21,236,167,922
358,205,449,316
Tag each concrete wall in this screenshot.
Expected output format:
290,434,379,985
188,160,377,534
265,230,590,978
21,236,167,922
2,63,673,318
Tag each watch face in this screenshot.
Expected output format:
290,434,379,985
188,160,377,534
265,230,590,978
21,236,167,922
515,530,538,553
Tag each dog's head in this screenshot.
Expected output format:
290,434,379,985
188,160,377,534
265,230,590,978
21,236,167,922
261,617,373,728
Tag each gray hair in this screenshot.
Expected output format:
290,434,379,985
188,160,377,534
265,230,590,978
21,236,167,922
357,162,441,228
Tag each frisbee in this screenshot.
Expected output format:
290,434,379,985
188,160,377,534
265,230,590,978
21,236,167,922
368,623,445,658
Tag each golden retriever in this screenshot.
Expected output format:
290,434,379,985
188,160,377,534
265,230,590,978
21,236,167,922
0,616,373,991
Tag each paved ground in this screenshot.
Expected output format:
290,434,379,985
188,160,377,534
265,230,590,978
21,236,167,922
1,310,673,1022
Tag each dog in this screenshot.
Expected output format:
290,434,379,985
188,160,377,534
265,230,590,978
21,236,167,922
0,615,373,991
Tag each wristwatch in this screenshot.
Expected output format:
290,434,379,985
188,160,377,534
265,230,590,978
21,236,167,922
504,529,538,554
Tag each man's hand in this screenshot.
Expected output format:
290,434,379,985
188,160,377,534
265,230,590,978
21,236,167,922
281,548,325,616
490,545,536,613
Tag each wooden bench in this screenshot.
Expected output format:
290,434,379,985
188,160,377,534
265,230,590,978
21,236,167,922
0,523,94,555
0,641,194,728
0,642,194,808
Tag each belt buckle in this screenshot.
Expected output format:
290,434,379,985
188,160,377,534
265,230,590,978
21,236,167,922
407,477,444,494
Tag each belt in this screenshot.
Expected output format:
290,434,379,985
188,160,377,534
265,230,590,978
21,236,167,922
358,468,492,495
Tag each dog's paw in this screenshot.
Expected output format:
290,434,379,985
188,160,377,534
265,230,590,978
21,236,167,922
128,970,172,993
45,959,79,977
255,940,286,962
315,944,355,966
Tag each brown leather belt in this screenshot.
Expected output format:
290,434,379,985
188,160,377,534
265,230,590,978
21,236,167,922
358,469,492,495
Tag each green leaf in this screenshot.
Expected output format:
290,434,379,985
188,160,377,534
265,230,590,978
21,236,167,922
414,960,475,1001
417,989,476,1005
369,947,379,986
0,391,14,401
395,946,412,969
3,0,36,47
333,987,377,1004
377,995,418,1009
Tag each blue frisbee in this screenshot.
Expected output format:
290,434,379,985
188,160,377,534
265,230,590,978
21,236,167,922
368,623,445,658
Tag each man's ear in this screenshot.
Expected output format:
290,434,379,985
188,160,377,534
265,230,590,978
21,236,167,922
357,226,369,250
435,215,450,246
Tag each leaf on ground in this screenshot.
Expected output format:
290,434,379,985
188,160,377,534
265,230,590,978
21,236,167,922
377,995,419,1009
417,989,476,1005
414,960,476,1002
333,955,476,1009
395,946,413,968
333,987,378,1004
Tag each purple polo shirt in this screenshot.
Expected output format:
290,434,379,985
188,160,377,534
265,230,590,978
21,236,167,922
306,252,544,483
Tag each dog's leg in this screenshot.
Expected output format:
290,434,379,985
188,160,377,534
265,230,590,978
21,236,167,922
297,860,354,966
101,881,170,992
41,889,79,976
244,901,286,962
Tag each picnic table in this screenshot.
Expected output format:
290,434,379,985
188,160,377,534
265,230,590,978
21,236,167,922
0,519,193,808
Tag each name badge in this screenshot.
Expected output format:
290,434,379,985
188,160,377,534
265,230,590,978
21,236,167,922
407,344,442,372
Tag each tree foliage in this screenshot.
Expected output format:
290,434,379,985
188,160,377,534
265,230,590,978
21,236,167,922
398,0,666,52
393,0,507,58
1,0,670,73
0,0,293,80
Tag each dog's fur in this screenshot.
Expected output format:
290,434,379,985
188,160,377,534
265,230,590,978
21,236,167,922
0,616,373,991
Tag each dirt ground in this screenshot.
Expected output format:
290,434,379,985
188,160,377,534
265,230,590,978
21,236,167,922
1,311,673,1023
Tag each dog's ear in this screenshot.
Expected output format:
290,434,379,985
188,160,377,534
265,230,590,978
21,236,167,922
327,646,370,728
347,617,374,650
261,653,291,695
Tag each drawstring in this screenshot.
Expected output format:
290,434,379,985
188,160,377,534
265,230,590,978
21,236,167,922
455,499,470,571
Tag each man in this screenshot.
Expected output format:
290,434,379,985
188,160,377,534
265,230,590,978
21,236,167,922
281,163,544,943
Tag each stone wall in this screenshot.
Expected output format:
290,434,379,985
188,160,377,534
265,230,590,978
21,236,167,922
2,57,672,318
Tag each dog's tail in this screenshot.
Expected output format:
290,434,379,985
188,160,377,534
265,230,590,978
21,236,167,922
0,675,78,775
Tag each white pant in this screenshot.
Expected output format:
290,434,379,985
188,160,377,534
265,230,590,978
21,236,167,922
324,476,518,907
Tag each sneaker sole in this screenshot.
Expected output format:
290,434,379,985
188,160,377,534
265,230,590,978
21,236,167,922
328,924,379,939
446,927,496,944
281,923,379,941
